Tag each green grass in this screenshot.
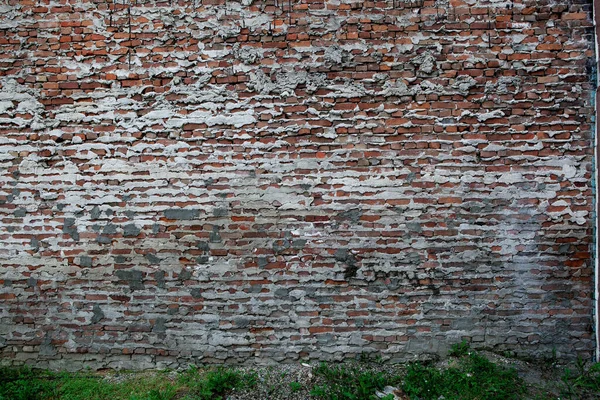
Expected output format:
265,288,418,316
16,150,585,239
177,365,257,400
289,381,303,392
55,372,178,400
0,365,255,400
308,342,530,400
402,352,526,400
559,356,600,399
3,344,600,400
0,367,179,400
0,366,56,400
448,339,470,358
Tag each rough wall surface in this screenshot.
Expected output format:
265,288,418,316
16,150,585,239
0,0,596,370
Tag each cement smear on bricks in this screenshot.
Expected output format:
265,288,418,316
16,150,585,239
0,0,596,369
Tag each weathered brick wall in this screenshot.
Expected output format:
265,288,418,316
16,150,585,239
0,0,596,370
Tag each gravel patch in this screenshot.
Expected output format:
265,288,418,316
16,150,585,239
228,363,315,400
228,361,406,400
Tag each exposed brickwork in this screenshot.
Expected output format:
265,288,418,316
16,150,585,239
0,0,596,370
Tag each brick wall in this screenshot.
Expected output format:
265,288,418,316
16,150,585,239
0,0,596,370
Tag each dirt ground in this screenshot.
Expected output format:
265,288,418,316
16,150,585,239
95,352,597,400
